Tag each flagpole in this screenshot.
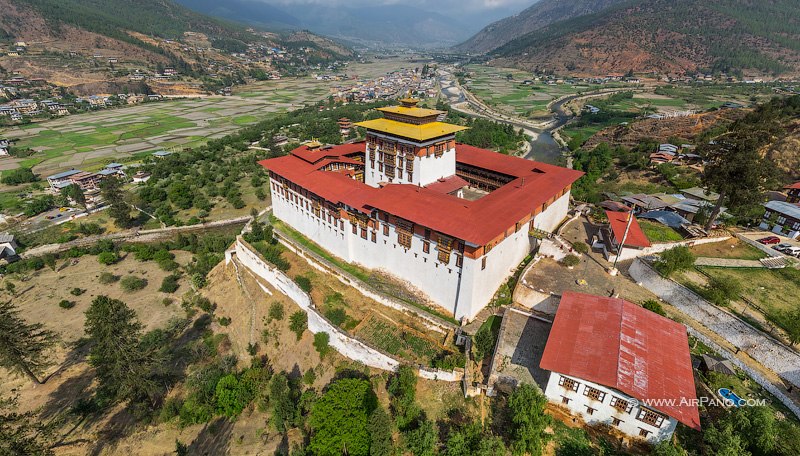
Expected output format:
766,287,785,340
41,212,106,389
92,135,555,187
610,210,634,275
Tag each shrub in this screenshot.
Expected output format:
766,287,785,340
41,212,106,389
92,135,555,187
120,275,147,292
160,274,180,293
247,343,257,356
162,297,174,306
215,374,253,418
267,301,284,322
431,352,466,371
98,272,119,284
59,299,76,309
70,287,85,296
572,242,590,254
642,300,666,316
313,332,331,358
560,255,580,267
704,275,742,306
289,311,307,340
97,251,119,265
295,275,312,293
324,308,348,327
303,368,316,385
218,316,232,326
655,246,695,276
1,167,37,185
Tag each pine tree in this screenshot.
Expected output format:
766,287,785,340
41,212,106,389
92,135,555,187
0,301,58,384
84,296,162,405
100,176,132,228
0,395,55,456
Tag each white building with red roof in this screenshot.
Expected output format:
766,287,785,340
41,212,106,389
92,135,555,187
785,181,800,204
260,100,583,321
541,291,700,443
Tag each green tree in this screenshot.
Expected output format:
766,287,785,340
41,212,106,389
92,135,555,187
404,419,437,456
269,372,295,432
445,422,506,456
84,296,163,405
0,395,55,456
700,130,775,230
704,421,751,456
101,176,133,228
368,407,393,456
651,440,687,456
309,378,377,456
642,300,666,316
0,301,58,384
60,183,86,209
0,167,37,185
508,384,550,456
655,246,695,276
215,374,253,418
313,332,331,358
289,311,307,340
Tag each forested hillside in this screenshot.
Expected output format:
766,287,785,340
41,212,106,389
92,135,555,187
489,0,800,76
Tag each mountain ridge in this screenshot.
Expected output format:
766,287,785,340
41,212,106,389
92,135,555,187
487,0,800,76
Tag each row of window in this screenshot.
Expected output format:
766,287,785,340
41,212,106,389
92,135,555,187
558,376,666,429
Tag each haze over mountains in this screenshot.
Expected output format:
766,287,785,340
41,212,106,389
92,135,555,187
176,0,520,48
459,0,800,76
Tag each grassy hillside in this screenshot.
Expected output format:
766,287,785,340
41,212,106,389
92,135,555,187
491,0,800,76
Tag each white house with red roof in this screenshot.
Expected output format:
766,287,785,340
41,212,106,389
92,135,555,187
260,100,583,321
600,210,652,262
541,291,700,443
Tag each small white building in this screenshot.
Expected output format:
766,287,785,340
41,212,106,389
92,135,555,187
540,292,701,444
0,233,18,263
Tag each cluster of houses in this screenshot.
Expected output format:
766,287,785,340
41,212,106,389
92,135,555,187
0,138,9,157
649,143,702,168
601,186,722,231
329,67,437,103
760,182,800,239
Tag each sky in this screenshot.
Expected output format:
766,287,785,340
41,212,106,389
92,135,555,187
267,0,535,26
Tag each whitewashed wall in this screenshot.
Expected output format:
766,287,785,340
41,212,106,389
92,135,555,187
544,372,678,444
607,235,730,263
234,237,463,381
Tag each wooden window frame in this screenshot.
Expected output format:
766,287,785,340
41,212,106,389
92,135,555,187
610,396,633,414
558,376,579,392
583,385,606,402
636,408,666,428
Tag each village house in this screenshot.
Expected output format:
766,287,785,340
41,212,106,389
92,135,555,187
761,200,800,239
132,171,152,183
599,210,651,260
260,99,583,321
785,182,800,204
540,291,700,444
0,233,18,264
46,169,102,192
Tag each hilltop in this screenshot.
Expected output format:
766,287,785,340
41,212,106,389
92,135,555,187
485,0,800,77
454,0,625,54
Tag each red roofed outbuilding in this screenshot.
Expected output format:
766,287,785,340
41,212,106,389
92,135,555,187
541,291,700,443
785,182,800,203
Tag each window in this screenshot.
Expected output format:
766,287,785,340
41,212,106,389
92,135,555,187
424,228,431,239
637,408,666,428
612,417,623,427
352,224,357,234
639,429,651,438
585,406,595,415
361,227,367,239
481,257,487,270
583,385,606,402
371,231,377,243
558,376,579,392
437,236,453,264
610,396,633,414
423,241,430,253
561,396,570,405
397,220,413,249
383,224,389,236
455,254,463,268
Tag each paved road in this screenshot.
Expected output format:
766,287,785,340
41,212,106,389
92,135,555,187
694,257,764,268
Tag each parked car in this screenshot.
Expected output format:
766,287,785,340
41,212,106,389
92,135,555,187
773,243,793,252
757,236,781,245
784,246,800,257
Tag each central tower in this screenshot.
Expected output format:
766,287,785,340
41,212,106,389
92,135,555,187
356,99,467,188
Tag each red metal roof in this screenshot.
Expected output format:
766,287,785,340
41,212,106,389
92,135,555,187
606,210,651,248
541,291,701,430
424,175,468,194
260,143,583,246
785,182,800,190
